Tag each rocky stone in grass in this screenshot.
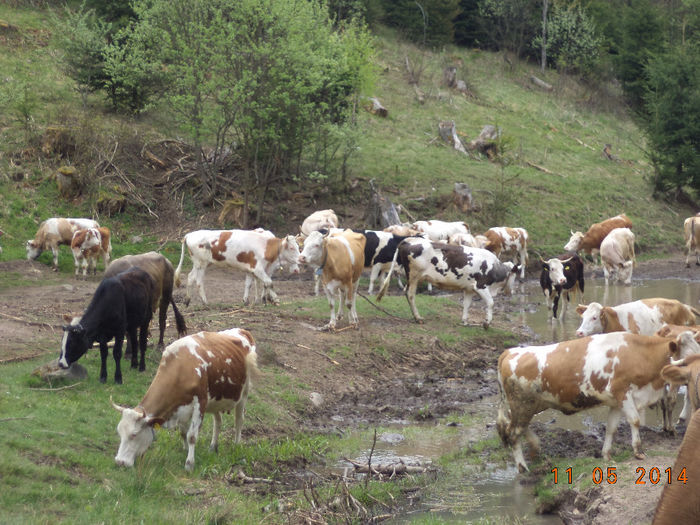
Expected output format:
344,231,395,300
32,359,87,382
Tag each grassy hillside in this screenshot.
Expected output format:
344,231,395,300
0,6,692,266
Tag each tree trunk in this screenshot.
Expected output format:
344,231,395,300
443,66,457,88
366,97,388,117
365,179,401,229
453,182,473,213
541,0,548,72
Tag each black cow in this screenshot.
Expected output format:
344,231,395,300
59,267,156,384
539,253,584,319
353,230,413,294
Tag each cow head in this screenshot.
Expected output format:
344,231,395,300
575,302,607,337
564,231,584,252
542,257,570,286
112,398,161,468
26,240,42,260
58,315,89,369
298,230,325,266
279,235,300,274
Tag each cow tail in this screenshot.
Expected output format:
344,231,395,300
245,347,261,385
174,236,187,287
376,242,401,302
170,298,187,337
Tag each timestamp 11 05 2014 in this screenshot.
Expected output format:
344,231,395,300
551,466,687,485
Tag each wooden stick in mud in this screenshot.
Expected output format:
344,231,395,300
296,344,339,365
343,458,429,476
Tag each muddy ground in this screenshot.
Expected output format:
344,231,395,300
1,253,698,523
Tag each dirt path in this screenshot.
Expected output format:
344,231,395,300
1,254,698,523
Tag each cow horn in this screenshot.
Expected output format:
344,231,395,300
110,395,126,413
570,229,575,235
560,256,574,263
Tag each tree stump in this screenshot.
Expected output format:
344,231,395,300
56,166,81,198
468,125,500,160
443,66,457,88
438,120,468,155
453,183,473,213
530,75,553,92
218,195,246,227
365,179,401,229
366,97,388,117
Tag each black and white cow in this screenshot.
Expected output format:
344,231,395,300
377,238,519,327
59,267,156,384
539,254,584,320
353,229,412,294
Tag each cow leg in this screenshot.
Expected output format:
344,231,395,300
348,280,360,327
99,341,110,384
621,398,645,460
677,389,692,424
156,299,168,350
518,249,527,279
313,271,321,296
243,274,254,305
185,406,204,471
474,287,495,328
233,388,248,443
210,412,222,452
601,407,622,461
511,433,529,473
368,265,382,295
406,280,423,323
137,322,149,372
127,327,139,370
461,291,474,325
525,428,541,458
559,291,568,321
186,266,208,306
660,385,677,434
51,246,59,271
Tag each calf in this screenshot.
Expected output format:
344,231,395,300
26,217,100,270
576,298,699,337
497,331,700,472
106,251,187,350
354,229,411,294
70,226,112,277
377,238,518,328
59,267,156,383
539,254,584,320
411,220,469,241
482,227,529,279
174,229,300,306
600,227,635,285
113,328,258,471
298,229,366,330
564,213,632,265
683,213,700,267
300,209,339,237
652,408,700,525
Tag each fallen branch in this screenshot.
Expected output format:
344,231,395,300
526,161,563,177
0,311,57,331
29,382,83,392
343,458,430,476
296,344,340,365
0,352,51,364
357,292,410,321
530,75,553,91
228,469,275,485
0,417,34,423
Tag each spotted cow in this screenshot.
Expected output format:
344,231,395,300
564,213,632,265
70,227,112,277
27,217,100,270
539,254,584,320
482,227,529,279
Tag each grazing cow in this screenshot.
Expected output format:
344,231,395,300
105,252,187,350
298,229,366,330
683,213,700,267
59,267,156,383
300,209,339,238
70,227,112,277
354,229,412,294
113,328,259,471
376,238,519,328
482,227,529,279
411,220,469,241
652,408,700,525
26,217,100,270
539,254,585,320
447,232,479,247
497,331,700,472
564,213,633,265
575,298,700,338
600,227,636,285
174,229,300,306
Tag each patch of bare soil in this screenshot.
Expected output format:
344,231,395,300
0,252,697,523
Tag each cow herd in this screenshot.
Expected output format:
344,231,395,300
13,209,700,508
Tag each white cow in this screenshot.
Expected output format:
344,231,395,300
683,213,700,268
26,217,100,270
600,227,635,285
300,209,339,238
411,220,469,241
174,229,300,306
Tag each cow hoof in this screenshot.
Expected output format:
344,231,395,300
139,366,146,372
482,321,490,330
415,319,425,325
99,377,107,384
115,378,123,385
634,452,646,460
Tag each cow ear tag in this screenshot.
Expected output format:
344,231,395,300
153,422,161,430
315,268,323,276
564,266,570,270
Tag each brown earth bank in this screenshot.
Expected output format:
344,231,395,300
1,253,698,524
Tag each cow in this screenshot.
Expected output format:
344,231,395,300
497,331,700,472
447,232,479,247
26,217,100,270
652,408,700,525
661,353,700,419
539,254,584,320
70,227,112,277
105,251,187,351
174,229,300,306
482,227,529,279
600,227,636,285
411,220,470,241
564,213,633,265
299,227,344,296
575,298,700,338
300,209,339,238
298,229,366,330
376,238,519,328
59,267,156,384
383,224,422,237
683,213,700,268
354,229,412,294
112,328,259,471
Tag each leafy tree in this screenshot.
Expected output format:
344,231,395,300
381,0,461,47
643,43,700,196
123,0,374,221
84,0,135,31
454,0,488,46
478,0,540,58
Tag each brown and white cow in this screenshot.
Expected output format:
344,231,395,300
377,238,519,327
411,220,470,242
661,353,700,418
298,229,366,330
106,251,187,351
564,213,633,265
113,328,259,471
174,229,300,306
70,227,112,277
652,408,700,525
26,217,100,270
600,227,636,285
575,298,699,337
299,209,339,238
683,213,700,268
482,227,529,279
497,331,700,472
